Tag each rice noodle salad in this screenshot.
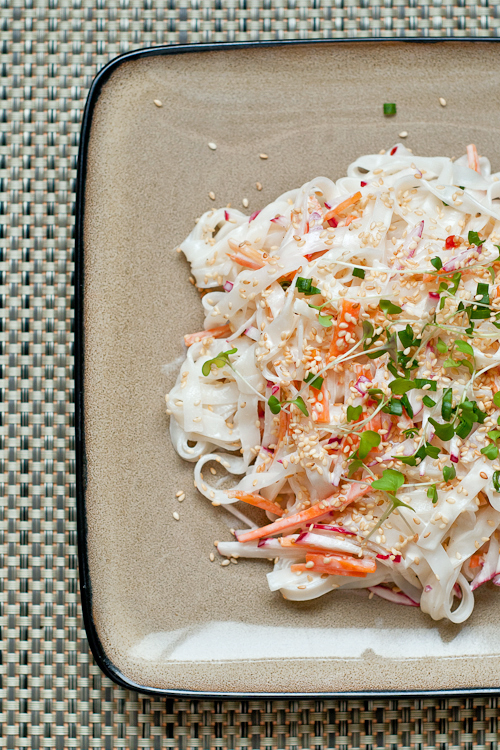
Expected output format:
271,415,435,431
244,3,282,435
165,143,500,623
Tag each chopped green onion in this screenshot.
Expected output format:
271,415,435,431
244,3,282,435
383,103,397,116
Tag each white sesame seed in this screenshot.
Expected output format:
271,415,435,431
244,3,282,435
259,153,268,160
399,131,408,138
209,553,215,562
221,559,230,567
172,511,180,521
242,198,249,208
208,142,217,150
208,191,215,200
175,490,183,497
154,99,163,107
256,182,263,191
439,97,446,107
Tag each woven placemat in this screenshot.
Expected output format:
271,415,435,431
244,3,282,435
4,0,500,747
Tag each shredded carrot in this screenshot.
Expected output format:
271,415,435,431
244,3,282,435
237,495,341,543
467,143,480,173
291,552,376,578
346,478,373,504
324,192,362,223
328,299,361,360
276,409,289,446
310,381,330,423
227,240,267,269
184,324,231,347
227,252,265,270
304,249,329,261
226,490,285,517
470,554,484,569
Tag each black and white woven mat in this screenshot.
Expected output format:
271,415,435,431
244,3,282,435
3,0,500,746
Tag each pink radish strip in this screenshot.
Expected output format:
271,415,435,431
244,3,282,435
368,585,419,607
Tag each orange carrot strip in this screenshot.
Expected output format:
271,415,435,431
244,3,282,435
310,381,330,423
237,495,340,543
227,252,265,270
467,144,480,173
470,553,484,569
184,324,231,347
304,249,329,261
226,490,285,517
276,409,290,446
324,192,362,223
328,299,361,360
291,552,376,578
346,477,373,504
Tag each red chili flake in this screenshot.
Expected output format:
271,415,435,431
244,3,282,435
249,209,261,223
445,235,459,249
390,146,398,156
360,181,367,187
305,221,310,234
327,217,338,228
224,210,230,221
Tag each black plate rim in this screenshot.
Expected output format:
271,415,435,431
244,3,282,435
75,36,500,698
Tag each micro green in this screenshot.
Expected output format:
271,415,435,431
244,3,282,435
358,430,381,460
347,405,363,422
202,347,238,376
428,418,454,441
443,465,456,482
268,394,308,417
427,484,439,504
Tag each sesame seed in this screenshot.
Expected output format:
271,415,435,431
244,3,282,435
209,553,215,562
175,490,183,497
242,198,249,208
439,97,447,107
480,472,488,479
172,511,180,521
208,191,215,200
259,153,268,160
221,560,230,567
154,99,163,107
256,182,263,191
399,131,408,138
208,142,217,150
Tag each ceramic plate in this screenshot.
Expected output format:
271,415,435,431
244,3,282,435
76,39,500,695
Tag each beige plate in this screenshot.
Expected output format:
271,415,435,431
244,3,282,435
80,40,500,695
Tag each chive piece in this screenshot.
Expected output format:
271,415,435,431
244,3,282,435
422,396,436,408
441,388,453,422
304,372,323,390
353,267,365,279
383,103,397,116
493,471,500,492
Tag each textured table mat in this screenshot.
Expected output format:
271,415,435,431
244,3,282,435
4,0,500,747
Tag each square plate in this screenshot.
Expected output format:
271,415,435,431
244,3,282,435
76,39,500,696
